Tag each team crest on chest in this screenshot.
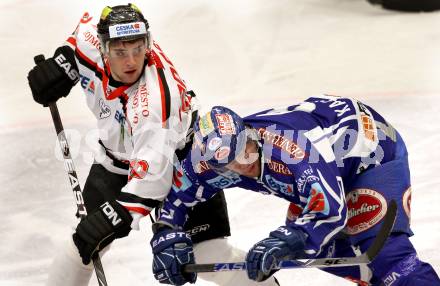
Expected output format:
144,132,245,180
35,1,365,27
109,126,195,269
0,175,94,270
264,175,294,196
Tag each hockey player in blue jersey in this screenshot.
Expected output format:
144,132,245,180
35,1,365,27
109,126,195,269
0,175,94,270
149,95,440,286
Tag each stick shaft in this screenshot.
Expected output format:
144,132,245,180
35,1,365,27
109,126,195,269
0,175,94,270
49,103,108,286
183,200,397,273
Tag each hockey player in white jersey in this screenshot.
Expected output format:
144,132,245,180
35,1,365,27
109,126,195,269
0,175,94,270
27,3,279,286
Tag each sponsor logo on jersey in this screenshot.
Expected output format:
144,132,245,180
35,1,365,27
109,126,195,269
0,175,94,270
83,31,100,50
115,110,125,124
198,112,215,137
258,128,305,159
345,188,387,235
79,75,95,95
215,113,236,135
266,159,292,175
296,166,319,193
132,83,149,124
128,159,149,181
88,80,95,93
402,187,412,223
357,101,377,142
304,182,330,215
361,114,375,141
80,75,89,89
287,203,303,221
206,174,241,189
172,167,193,192
109,22,147,39
99,99,111,119
264,175,294,196
214,146,230,161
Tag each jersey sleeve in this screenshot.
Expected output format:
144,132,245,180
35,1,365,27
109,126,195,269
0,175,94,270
46,13,94,88
62,12,105,80
64,12,94,51
156,158,221,229
285,135,348,257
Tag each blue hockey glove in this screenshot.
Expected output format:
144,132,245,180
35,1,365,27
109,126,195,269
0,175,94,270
246,225,307,281
150,226,197,285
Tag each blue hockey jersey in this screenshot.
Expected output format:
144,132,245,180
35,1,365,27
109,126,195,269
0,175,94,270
158,95,400,256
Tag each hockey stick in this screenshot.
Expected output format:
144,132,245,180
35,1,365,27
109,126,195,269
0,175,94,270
34,55,108,286
183,200,397,273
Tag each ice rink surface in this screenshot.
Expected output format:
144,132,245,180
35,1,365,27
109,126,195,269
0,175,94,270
1,0,439,285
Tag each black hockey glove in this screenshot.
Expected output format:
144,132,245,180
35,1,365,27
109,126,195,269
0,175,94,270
72,200,132,265
27,46,79,107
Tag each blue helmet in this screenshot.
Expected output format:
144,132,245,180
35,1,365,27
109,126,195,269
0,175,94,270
193,106,247,168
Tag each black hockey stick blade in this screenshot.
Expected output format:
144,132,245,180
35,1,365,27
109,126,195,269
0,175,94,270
365,199,397,261
183,200,397,273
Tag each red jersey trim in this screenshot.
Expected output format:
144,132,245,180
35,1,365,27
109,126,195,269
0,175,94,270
124,205,151,216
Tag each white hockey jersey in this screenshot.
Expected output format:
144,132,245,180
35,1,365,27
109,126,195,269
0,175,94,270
65,12,197,227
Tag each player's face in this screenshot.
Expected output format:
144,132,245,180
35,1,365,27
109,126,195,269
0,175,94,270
225,140,261,178
106,39,146,85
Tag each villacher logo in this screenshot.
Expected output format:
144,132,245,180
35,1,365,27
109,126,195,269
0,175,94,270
345,188,387,235
347,203,380,220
